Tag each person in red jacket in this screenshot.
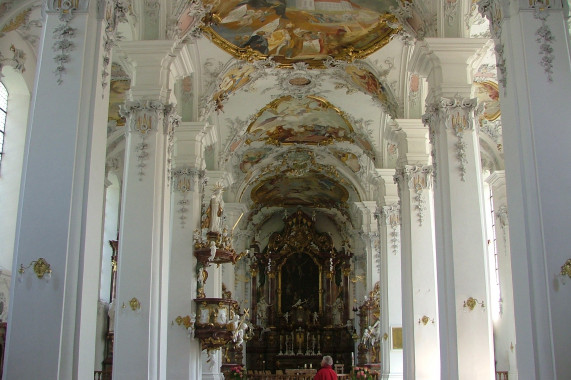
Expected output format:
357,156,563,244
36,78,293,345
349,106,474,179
314,355,338,380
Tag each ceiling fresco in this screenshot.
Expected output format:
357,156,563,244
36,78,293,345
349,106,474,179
202,0,400,64
240,147,272,173
212,63,257,111
246,95,354,145
343,65,390,105
108,64,131,126
474,80,500,122
332,149,361,172
251,172,349,207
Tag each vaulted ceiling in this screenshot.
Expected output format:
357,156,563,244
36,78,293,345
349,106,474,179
0,0,503,239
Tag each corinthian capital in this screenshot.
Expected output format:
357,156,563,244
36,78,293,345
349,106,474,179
395,165,433,193
120,99,172,136
381,203,400,228
171,166,203,194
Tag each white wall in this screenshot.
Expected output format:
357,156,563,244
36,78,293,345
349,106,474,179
0,68,30,272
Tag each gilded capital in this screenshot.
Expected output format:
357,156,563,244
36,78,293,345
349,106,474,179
171,167,202,194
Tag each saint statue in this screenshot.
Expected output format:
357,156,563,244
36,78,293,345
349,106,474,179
202,184,224,233
257,296,271,326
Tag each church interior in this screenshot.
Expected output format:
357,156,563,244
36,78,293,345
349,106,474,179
0,0,569,379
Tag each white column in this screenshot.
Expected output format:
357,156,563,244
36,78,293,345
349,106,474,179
394,164,439,380
112,40,174,380
422,38,494,380
377,169,403,380
4,1,109,379
479,1,571,377
393,120,439,380
167,121,207,379
485,170,517,379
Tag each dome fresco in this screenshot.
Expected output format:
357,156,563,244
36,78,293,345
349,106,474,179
202,0,400,64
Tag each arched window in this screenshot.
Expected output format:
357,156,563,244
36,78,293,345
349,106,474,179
0,82,7,171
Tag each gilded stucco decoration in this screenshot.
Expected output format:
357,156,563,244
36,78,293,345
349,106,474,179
199,0,400,65
120,99,173,179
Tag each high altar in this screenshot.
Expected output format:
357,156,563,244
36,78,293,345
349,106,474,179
244,210,355,372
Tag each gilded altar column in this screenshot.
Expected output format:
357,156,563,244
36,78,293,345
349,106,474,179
168,121,208,379
478,1,571,377
111,40,175,380
392,119,439,380
485,170,517,380
4,1,113,378
376,168,403,380
419,37,493,380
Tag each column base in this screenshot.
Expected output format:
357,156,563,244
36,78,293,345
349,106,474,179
202,374,224,380
382,372,403,380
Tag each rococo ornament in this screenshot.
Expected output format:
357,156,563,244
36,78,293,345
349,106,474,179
477,0,507,90
100,0,129,93
423,97,476,182
381,203,400,255
120,99,172,179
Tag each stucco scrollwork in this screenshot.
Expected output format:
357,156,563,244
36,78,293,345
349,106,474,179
477,0,507,89
395,165,432,226
381,203,400,255
423,97,476,182
172,167,203,227
120,99,171,179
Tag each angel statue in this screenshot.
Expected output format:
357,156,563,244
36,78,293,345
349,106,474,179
361,327,372,345
232,309,250,346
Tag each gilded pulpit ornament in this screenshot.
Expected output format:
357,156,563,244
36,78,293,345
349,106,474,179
189,183,250,354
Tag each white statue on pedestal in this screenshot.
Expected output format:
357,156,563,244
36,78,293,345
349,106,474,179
203,184,224,233
257,296,271,325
